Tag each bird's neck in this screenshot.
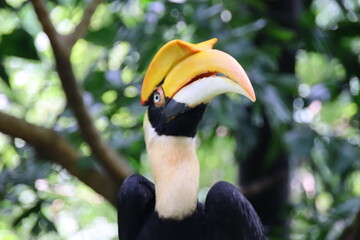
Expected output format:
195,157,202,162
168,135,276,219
144,115,199,220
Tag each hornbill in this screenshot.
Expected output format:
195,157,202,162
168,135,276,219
118,38,267,240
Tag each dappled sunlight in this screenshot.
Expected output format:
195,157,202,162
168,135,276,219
0,0,359,239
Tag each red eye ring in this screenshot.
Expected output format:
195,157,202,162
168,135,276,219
154,87,165,108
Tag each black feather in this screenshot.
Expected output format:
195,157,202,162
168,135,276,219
147,95,207,137
205,181,267,240
118,174,155,239
118,175,267,240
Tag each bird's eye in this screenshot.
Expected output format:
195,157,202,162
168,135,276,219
154,93,161,103
153,88,165,108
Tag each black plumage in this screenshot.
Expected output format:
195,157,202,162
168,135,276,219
147,94,207,137
118,174,267,240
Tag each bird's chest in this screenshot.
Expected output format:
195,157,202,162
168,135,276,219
137,210,205,240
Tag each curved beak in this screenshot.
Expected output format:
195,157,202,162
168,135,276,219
141,39,256,119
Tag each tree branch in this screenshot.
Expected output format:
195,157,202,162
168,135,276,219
67,0,104,47
30,0,133,184
31,0,67,54
339,211,360,240
0,111,118,206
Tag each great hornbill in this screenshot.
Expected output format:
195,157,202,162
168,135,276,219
118,38,267,240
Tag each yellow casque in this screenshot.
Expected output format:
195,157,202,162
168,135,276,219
141,38,255,105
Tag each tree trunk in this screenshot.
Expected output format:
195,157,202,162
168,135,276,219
237,0,300,238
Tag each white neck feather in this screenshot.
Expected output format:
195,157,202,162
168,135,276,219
144,114,199,220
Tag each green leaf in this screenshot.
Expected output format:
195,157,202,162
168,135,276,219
266,25,295,42
39,213,58,233
85,24,118,47
1,28,39,60
31,218,41,236
83,70,107,92
0,1,10,8
263,85,291,124
335,21,360,38
12,201,41,227
0,61,10,87
285,127,316,160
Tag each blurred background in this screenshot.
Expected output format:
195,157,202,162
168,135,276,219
0,0,359,239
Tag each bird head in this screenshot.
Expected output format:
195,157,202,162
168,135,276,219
141,38,255,137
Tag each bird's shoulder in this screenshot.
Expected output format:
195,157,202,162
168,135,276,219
118,174,155,240
205,181,267,240
119,174,155,202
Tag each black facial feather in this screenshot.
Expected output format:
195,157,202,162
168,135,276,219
147,93,207,137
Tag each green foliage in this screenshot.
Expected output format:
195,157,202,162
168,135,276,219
0,0,359,239
0,58,10,86
0,28,40,61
